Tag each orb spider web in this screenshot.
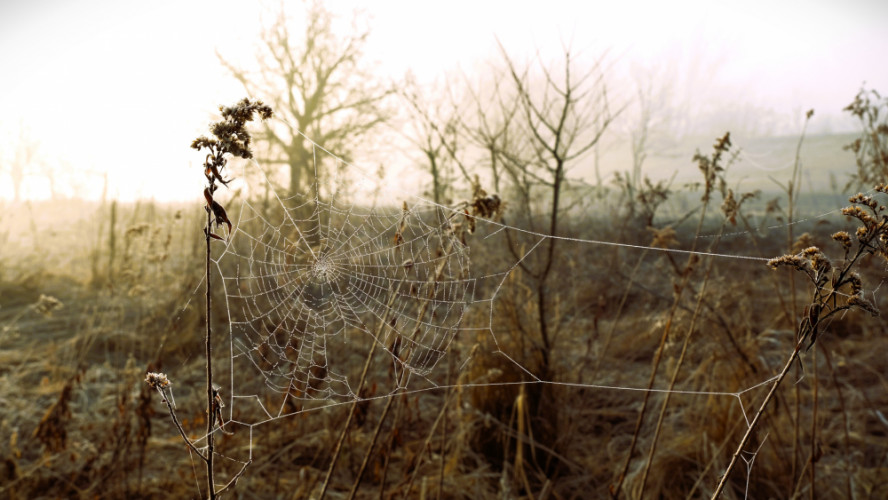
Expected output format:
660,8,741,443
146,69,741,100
214,152,477,420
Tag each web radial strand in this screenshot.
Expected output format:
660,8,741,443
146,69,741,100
220,164,475,406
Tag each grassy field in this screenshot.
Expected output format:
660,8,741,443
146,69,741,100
2,134,888,500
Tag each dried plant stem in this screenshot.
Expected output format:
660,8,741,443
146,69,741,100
437,358,454,500
402,354,467,498
142,98,268,499
820,347,853,500
156,388,204,458
711,334,807,499
376,393,406,499
349,388,398,500
589,248,649,384
205,207,217,500
639,225,725,496
403,384,457,497
347,238,456,499
611,282,684,499
319,287,394,499
109,199,117,282
791,316,801,495
810,346,818,500
612,202,711,499
319,286,404,499
611,266,756,374
785,114,810,491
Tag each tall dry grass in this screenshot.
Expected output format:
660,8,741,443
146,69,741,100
2,97,888,499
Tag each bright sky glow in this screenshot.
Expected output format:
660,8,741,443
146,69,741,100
1,0,886,201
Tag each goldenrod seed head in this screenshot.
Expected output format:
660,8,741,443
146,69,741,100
145,372,171,389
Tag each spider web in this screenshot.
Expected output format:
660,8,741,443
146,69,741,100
214,148,499,419
189,128,885,499
208,136,780,422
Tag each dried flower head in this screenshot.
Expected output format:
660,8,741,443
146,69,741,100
34,294,63,317
468,175,504,221
766,254,808,272
193,98,271,241
847,294,880,317
831,231,852,252
846,271,863,295
145,372,171,390
719,189,756,225
648,226,678,249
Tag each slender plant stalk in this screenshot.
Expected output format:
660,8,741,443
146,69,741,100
639,223,726,496
318,339,379,498
319,286,397,499
349,388,399,500
348,236,458,498
151,384,204,458
612,195,710,500
640,185,756,496
712,216,881,498
711,334,807,499
437,357,454,500
613,133,732,499
320,283,409,498
611,270,690,499
376,392,407,499
810,346,818,500
403,383,458,496
589,248,649,384
820,347,853,500
145,99,270,499
205,207,216,500
786,112,811,490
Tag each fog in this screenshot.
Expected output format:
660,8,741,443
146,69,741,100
1,0,886,201
6,3,888,497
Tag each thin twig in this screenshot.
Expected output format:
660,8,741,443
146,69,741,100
157,388,205,459
786,114,811,493
402,363,464,497
639,223,726,496
819,347,853,500
711,335,807,498
612,195,710,500
205,205,216,500
215,460,252,497
349,236,458,498
349,388,399,500
318,339,378,497
810,346,818,500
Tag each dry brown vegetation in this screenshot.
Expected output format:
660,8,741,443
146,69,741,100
3,89,888,499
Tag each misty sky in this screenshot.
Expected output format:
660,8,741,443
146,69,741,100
1,0,886,201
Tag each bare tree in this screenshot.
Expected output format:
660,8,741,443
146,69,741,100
218,1,392,199
493,43,619,377
614,67,676,228
398,75,467,206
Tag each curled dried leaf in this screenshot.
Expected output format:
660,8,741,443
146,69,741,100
204,188,232,236
212,202,232,234
209,162,230,187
